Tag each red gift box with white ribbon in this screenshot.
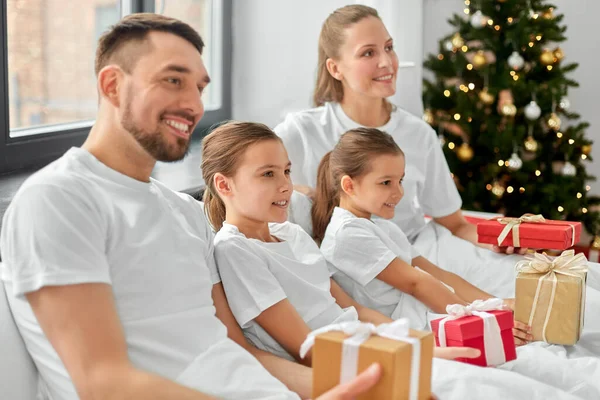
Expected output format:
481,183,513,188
430,299,517,367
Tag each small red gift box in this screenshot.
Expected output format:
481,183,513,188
477,216,581,250
430,310,516,367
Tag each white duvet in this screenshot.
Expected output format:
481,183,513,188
288,191,600,399
414,222,600,399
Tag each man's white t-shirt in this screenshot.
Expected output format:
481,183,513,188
214,221,357,361
320,207,429,329
274,102,462,240
0,147,298,400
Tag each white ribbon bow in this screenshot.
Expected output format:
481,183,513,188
300,319,420,400
515,250,588,342
437,298,507,366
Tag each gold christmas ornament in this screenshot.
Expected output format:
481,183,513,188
451,33,465,49
479,88,495,105
540,49,555,65
592,235,600,250
553,47,564,62
542,8,554,20
491,181,505,198
524,136,539,152
501,103,517,117
582,144,592,155
457,143,474,162
472,51,488,68
547,113,562,131
422,109,434,125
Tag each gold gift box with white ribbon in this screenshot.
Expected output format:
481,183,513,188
301,319,433,400
515,250,587,345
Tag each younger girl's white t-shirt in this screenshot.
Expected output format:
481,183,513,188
214,221,357,361
320,207,429,329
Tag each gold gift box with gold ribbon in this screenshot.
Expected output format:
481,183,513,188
515,250,587,345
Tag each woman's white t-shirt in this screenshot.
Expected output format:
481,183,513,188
214,221,357,361
274,102,462,241
321,207,429,329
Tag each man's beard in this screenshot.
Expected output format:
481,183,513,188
121,102,191,162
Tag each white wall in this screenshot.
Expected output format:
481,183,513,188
231,0,345,126
231,0,424,127
422,0,600,194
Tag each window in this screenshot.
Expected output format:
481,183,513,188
0,0,231,173
7,0,121,136
157,0,222,111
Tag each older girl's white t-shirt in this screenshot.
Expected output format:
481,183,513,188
214,221,357,361
320,207,429,329
274,102,462,241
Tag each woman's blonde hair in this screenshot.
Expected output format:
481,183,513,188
313,4,380,107
312,128,404,243
201,121,282,230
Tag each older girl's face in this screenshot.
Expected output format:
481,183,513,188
330,16,398,101
228,139,293,224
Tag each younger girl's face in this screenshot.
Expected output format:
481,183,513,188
229,139,293,224
334,16,399,101
348,153,405,219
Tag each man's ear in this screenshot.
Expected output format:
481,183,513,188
326,58,343,81
214,173,233,197
340,175,355,196
98,65,123,108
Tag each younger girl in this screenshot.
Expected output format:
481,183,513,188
313,128,518,332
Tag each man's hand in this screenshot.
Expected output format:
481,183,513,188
315,364,381,399
315,363,438,400
314,347,481,399
492,245,528,255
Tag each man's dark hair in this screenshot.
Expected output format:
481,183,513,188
95,13,204,75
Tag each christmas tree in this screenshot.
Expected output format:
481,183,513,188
422,0,600,239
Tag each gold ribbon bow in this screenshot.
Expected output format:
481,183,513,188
497,214,546,247
515,250,588,342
